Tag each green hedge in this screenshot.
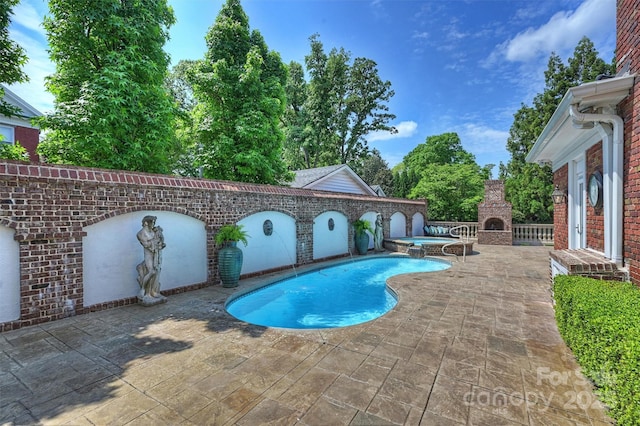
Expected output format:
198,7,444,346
554,275,640,425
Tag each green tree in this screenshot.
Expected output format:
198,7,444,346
391,164,420,198
0,0,29,117
281,60,311,170
289,34,396,170
165,60,200,177
400,132,488,220
37,0,177,173
501,37,614,223
410,163,487,221
189,0,290,184
404,132,475,169
166,60,198,116
358,148,393,195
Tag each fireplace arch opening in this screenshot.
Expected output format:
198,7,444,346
484,218,505,231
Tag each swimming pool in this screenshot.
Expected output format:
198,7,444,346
385,236,474,257
226,256,450,329
397,237,458,245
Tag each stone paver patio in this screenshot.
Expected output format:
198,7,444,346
1,245,613,425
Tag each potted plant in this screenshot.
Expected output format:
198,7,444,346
215,224,249,288
352,219,373,255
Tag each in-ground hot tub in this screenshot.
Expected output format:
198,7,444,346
384,237,474,257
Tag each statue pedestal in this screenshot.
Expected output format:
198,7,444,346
138,294,167,307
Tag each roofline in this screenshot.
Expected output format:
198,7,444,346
526,74,636,165
309,164,378,196
1,84,43,118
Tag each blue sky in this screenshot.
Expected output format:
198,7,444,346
9,0,615,170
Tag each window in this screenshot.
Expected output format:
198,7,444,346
0,125,14,145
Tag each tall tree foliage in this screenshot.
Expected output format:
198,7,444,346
399,133,488,221
403,132,475,169
391,164,420,198
358,149,393,195
283,34,396,170
38,0,177,173
189,0,290,184
281,61,310,170
501,37,614,223
165,59,199,177
0,0,29,117
410,163,487,221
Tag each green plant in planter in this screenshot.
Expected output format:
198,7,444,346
215,224,249,288
352,219,373,255
353,219,373,236
215,224,249,247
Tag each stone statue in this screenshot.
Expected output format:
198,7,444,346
374,213,384,252
136,215,167,305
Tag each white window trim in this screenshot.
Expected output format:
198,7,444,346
0,124,14,144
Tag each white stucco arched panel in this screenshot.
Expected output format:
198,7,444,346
360,211,378,249
313,211,348,260
0,226,20,322
390,212,407,238
83,211,207,306
238,212,296,275
412,212,425,236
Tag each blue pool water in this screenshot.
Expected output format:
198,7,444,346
226,256,450,329
397,237,458,246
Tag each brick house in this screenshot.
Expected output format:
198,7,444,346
0,85,42,162
526,0,639,284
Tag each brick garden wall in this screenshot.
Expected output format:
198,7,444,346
618,0,640,284
0,161,426,331
553,164,569,250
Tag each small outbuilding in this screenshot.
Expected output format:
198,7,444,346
0,85,42,162
290,164,380,196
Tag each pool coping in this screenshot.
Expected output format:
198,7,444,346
384,237,475,257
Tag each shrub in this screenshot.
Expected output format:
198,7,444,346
0,142,29,161
553,275,640,425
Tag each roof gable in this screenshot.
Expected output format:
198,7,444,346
1,85,42,120
291,164,378,196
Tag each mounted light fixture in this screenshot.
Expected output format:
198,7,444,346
551,185,566,205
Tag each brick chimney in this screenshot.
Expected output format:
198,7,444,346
477,180,513,245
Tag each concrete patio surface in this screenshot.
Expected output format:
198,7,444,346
1,245,613,425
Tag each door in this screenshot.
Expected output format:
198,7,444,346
571,160,587,249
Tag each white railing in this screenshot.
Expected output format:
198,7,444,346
442,225,470,262
426,221,554,245
512,224,554,245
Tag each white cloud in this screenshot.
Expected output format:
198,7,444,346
455,123,509,155
366,120,418,142
412,31,429,40
13,1,46,35
500,0,615,63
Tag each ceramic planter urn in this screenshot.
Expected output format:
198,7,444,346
354,233,370,255
218,242,243,288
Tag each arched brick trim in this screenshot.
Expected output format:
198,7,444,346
0,218,17,229
234,207,299,224
314,208,350,221
83,206,208,228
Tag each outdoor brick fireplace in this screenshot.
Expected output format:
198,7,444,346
477,180,512,245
